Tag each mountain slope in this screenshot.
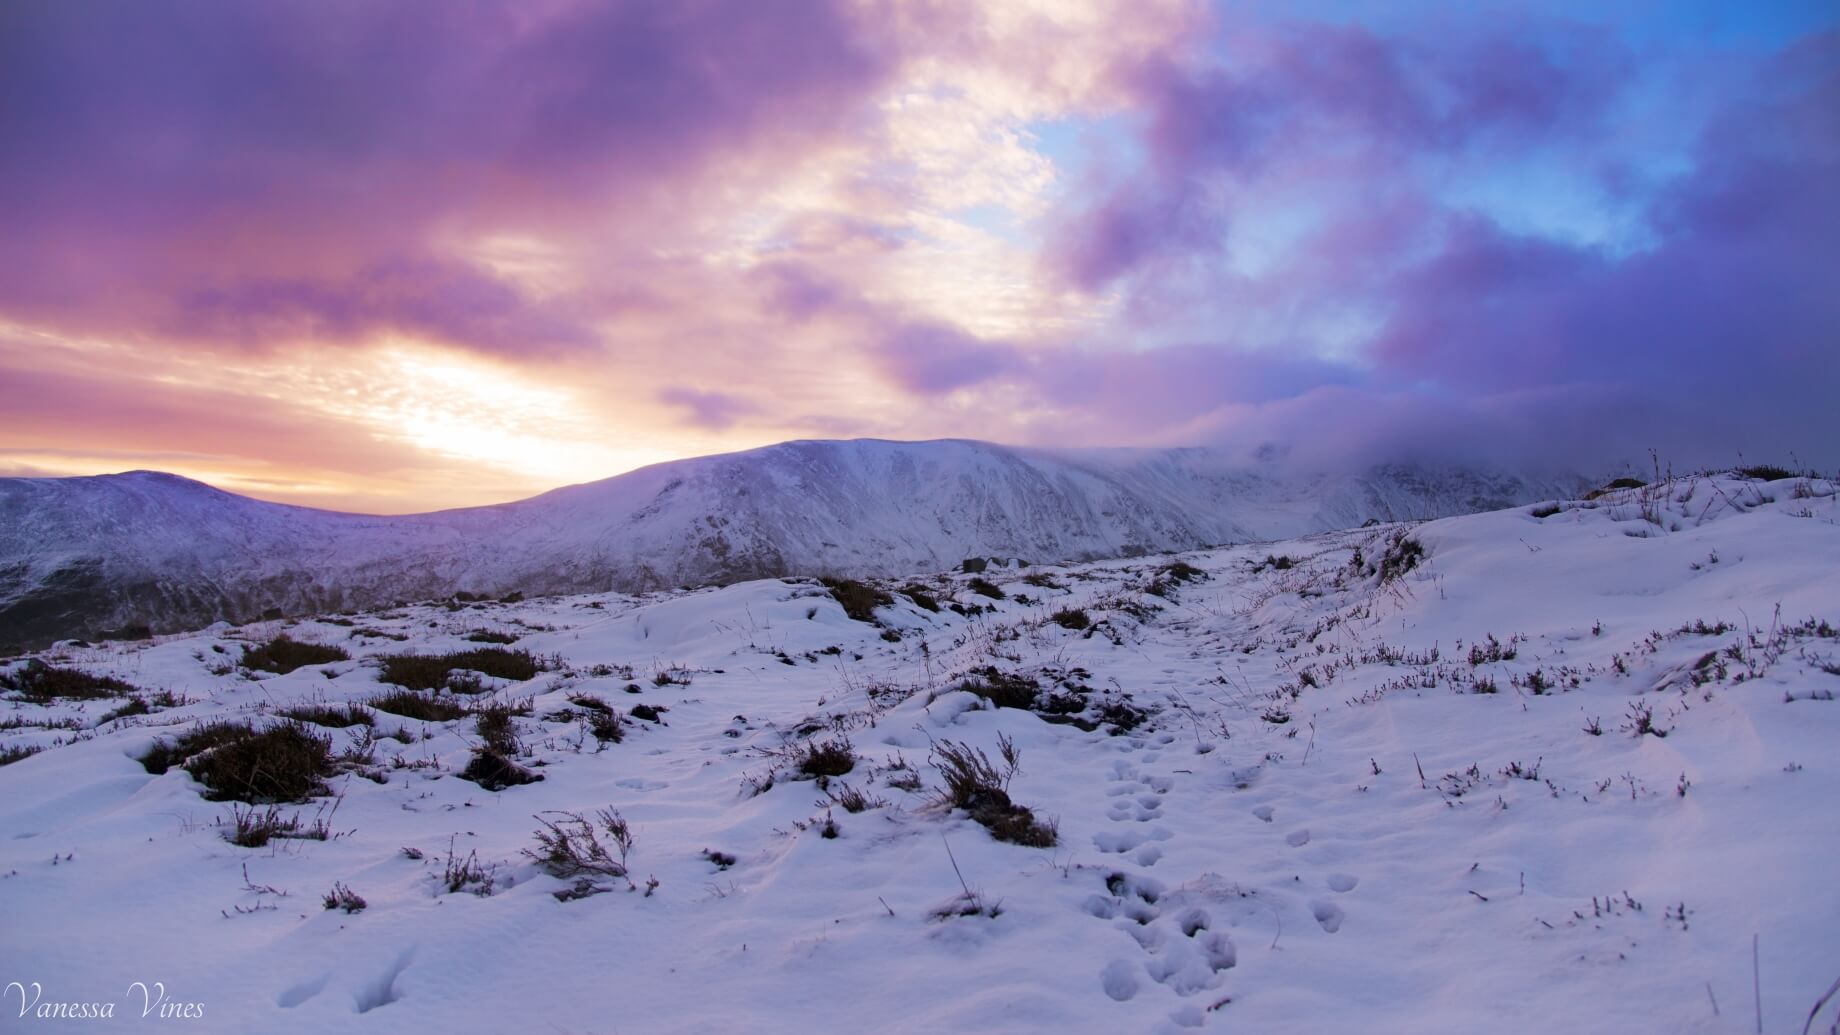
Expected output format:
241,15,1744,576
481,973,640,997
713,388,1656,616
0,438,1582,647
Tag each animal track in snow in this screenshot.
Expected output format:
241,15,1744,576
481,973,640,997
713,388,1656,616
1327,873,1359,893
1085,765,1239,1005
1285,828,1311,847
1100,762,1170,822
1176,908,1210,936
1106,871,1165,905
1093,828,1172,854
1310,899,1345,933
1101,960,1140,1001
354,948,415,1014
1086,871,1236,1004
277,974,328,1009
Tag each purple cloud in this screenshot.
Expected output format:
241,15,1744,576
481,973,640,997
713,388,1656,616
1371,35,1839,414
171,256,596,353
876,322,1023,395
1047,19,1633,292
657,387,758,432
0,0,891,354
1038,21,1837,469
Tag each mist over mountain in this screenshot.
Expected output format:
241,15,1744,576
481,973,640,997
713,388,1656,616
0,438,1584,648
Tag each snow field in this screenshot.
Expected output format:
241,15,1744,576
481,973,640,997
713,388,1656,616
1,473,1835,1033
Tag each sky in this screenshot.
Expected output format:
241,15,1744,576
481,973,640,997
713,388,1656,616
1,0,1835,514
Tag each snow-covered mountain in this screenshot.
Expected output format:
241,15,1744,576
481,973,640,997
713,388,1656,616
0,438,1582,648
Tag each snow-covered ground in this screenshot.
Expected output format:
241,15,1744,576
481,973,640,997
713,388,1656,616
1,473,1836,1033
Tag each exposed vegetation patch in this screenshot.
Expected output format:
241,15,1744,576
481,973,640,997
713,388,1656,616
377,654,465,691
824,782,889,813
586,710,624,743
900,584,941,612
459,748,542,791
966,577,1006,600
176,722,335,802
821,578,894,623
323,882,367,913
367,690,470,722
1584,477,1646,500
139,721,258,775
242,634,350,674
1050,608,1091,630
795,736,856,779
278,702,374,728
955,666,1148,734
99,698,152,724
1,660,136,701
1145,559,1208,597
378,648,546,691
0,743,43,766
1736,464,1798,481
1377,534,1425,583
957,667,1041,710
526,809,632,879
474,703,521,756
1092,697,1150,734
1163,560,1206,582
224,803,337,847
567,693,623,743
932,736,1056,847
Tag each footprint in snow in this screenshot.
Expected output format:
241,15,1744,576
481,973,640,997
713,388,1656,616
1327,873,1359,893
1285,828,1311,847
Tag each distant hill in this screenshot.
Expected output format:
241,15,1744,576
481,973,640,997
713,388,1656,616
0,438,1583,647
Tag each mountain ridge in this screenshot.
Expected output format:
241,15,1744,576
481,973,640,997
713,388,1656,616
0,438,1586,648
